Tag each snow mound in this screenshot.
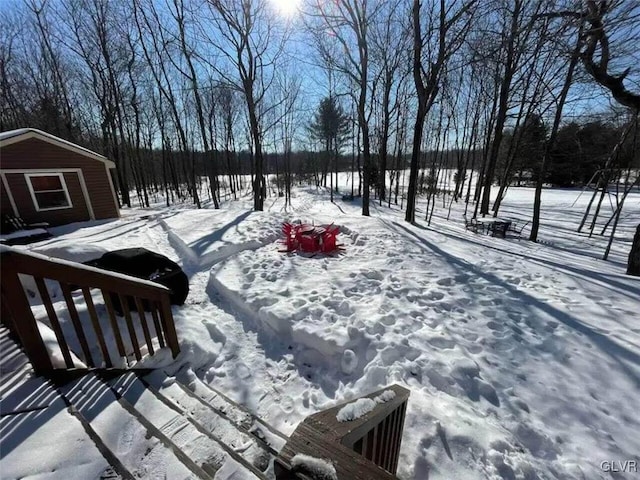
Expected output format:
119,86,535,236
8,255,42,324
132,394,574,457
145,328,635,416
291,454,337,480
336,390,396,422
32,242,108,263
208,216,398,372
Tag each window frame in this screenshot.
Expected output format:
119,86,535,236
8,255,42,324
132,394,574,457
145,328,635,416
25,172,73,212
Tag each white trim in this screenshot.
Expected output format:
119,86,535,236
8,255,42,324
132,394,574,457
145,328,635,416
0,172,18,215
76,170,95,220
25,172,73,212
105,166,121,217
0,129,116,168
2,168,88,174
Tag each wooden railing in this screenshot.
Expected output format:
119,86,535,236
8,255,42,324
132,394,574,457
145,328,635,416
275,384,410,480
0,246,179,373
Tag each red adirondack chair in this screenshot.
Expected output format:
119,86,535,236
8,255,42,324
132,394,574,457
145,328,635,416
281,223,343,254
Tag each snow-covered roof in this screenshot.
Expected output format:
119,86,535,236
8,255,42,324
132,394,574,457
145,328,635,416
0,128,116,168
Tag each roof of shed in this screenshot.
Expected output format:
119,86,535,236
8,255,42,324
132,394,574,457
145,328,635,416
0,128,116,168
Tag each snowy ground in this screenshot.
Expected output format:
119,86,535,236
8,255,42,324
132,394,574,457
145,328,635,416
6,178,640,479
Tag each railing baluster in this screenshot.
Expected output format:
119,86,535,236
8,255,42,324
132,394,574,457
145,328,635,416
60,282,94,368
380,416,390,471
134,297,154,356
35,278,74,369
82,287,112,368
360,429,369,459
102,290,126,359
1,247,180,372
385,413,394,469
393,406,404,473
159,297,179,358
366,427,375,461
385,411,397,472
118,294,141,361
378,416,387,467
0,268,53,373
386,409,399,472
150,302,165,348
371,424,379,464
391,401,407,474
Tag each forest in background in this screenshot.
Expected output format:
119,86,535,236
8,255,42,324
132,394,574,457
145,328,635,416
1,0,639,244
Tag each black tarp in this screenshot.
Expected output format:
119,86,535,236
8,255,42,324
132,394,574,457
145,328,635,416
84,248,189,310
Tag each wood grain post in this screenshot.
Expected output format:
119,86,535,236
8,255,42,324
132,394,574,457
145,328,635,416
159,297,180,358
0,254,53,373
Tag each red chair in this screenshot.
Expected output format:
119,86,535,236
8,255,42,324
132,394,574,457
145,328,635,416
281,223,343,254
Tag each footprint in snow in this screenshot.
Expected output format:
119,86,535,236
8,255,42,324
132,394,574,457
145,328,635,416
117,422,135,455
486,320,504,331
507,312,523,322
280,396,294,413
544,321,559,331
380,314,396,326
425,290,445,301
479,299,497,307
427,336,456,350
436,277,455,286
235,363,251,380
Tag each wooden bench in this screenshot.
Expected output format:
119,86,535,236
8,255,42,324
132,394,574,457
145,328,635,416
490,221,510,238
463,214,478,233
507,220,530,237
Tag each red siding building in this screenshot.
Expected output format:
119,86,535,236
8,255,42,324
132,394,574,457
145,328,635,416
0,129,119,226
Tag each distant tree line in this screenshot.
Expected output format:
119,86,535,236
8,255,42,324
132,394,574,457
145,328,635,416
497,116,639,188
1,0,638,259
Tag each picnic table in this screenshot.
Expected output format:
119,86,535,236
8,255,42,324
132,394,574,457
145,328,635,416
474,217,512,238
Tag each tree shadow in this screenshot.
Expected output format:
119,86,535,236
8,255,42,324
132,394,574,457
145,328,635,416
188,211,254,258
393,220,640,387
0,377,65,457
401,218,640,301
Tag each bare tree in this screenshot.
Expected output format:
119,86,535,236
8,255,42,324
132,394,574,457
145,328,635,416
539,0,640,259
370,0,410,204
405,0,476,223
308,0,385,216
476,0,547,216
579,1,640,112
133,0,201,207
205,0,287,211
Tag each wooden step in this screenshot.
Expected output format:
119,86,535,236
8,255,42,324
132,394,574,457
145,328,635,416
57,373,204,479
104,371,266,479
139,370,275,477
145,369,288,454
0,327,128,479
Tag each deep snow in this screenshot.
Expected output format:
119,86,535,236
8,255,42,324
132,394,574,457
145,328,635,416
2,178,639,480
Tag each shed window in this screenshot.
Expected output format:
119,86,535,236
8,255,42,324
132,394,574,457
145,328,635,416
25,173,72,211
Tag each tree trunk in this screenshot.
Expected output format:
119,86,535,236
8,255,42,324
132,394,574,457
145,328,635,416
479,1,521,215
627,225,640,276
529,34,581,242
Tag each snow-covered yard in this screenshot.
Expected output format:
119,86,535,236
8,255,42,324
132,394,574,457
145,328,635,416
4,181,640,479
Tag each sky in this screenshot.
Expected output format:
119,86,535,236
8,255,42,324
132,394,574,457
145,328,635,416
1,0,638,153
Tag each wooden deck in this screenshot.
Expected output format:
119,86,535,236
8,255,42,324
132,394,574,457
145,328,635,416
1,246,411,479
275,385,409,479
